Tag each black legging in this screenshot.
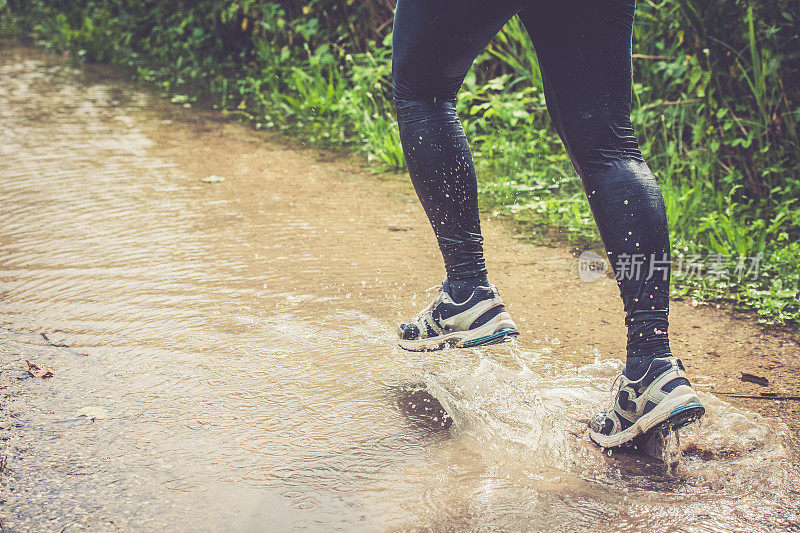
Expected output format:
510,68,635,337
392,0,671,379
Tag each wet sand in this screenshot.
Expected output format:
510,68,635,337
1,42,798,530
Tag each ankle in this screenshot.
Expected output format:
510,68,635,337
444,275,488,303
624,352,672,381
623,360,648,381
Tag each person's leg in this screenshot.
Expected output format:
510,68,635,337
519,0,703,447
392,0,523,351
392,0,521,303
518,0,670,380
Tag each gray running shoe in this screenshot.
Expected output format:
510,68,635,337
398,283,518,351
589,356,705,448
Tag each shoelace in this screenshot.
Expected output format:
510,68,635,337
415,284,444,320
607,372,625,409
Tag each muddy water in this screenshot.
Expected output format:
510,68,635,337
0,42,798,531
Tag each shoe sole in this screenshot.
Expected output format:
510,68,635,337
461,329,518,347
631,403,706,454
589,393,705,449
398,320,519,352
648,403,706,435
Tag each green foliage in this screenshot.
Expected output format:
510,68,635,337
3,0,799,327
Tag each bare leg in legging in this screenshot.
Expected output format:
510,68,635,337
393,0,670,380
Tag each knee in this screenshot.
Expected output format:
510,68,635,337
391,52,421,107
564,117,644,170
391,58,461,111
391,74,416,110
392,76,459,128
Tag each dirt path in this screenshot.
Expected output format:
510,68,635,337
245,132,800,440
279,138,800,446
1,42,798,530
126,83,800,444
174,81,800,446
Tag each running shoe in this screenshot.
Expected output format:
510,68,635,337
589,356,705,449
397,282,518,351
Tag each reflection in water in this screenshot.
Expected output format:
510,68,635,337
0,42,798,531
391,384,454,431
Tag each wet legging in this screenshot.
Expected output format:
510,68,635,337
392,0,671,379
